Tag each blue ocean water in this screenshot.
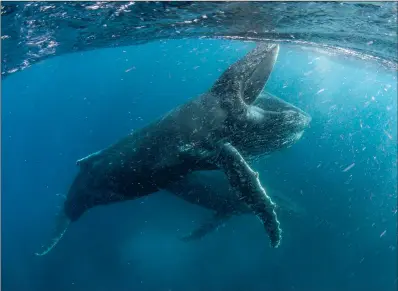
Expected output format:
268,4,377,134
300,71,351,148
2,37,397,291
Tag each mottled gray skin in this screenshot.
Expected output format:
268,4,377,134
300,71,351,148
164,93,311,241
66,43,281,222
229,92,310,159
36,43,309,255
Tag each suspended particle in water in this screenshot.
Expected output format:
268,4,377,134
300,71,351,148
383,129,392,140
342,163,355,172
125,66,136,72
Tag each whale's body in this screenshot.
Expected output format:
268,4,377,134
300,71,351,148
35,43,311,256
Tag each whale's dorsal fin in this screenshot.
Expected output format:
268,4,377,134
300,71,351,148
210,43,279,114
76,149,104,167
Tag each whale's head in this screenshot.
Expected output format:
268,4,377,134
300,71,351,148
231,92,311,157
208,42,310,157
256,92,311,139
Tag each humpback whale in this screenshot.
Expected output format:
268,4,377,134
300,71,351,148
35,43,309,256
164,92,311,241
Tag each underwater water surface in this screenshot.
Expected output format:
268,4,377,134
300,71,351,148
2,1,397,77
1,2,397,291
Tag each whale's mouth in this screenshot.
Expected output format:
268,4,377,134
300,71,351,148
272,107,311,142
256,92,312,128
286,109,312,130
235,92,311,157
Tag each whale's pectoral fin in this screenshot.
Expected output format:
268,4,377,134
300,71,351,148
35,208,71,256
180,212,232,242
215,142,282,248
210,43,279,113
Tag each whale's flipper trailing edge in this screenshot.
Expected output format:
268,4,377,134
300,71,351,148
180,212,232,242
35,208,71,256
215,142,282,248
